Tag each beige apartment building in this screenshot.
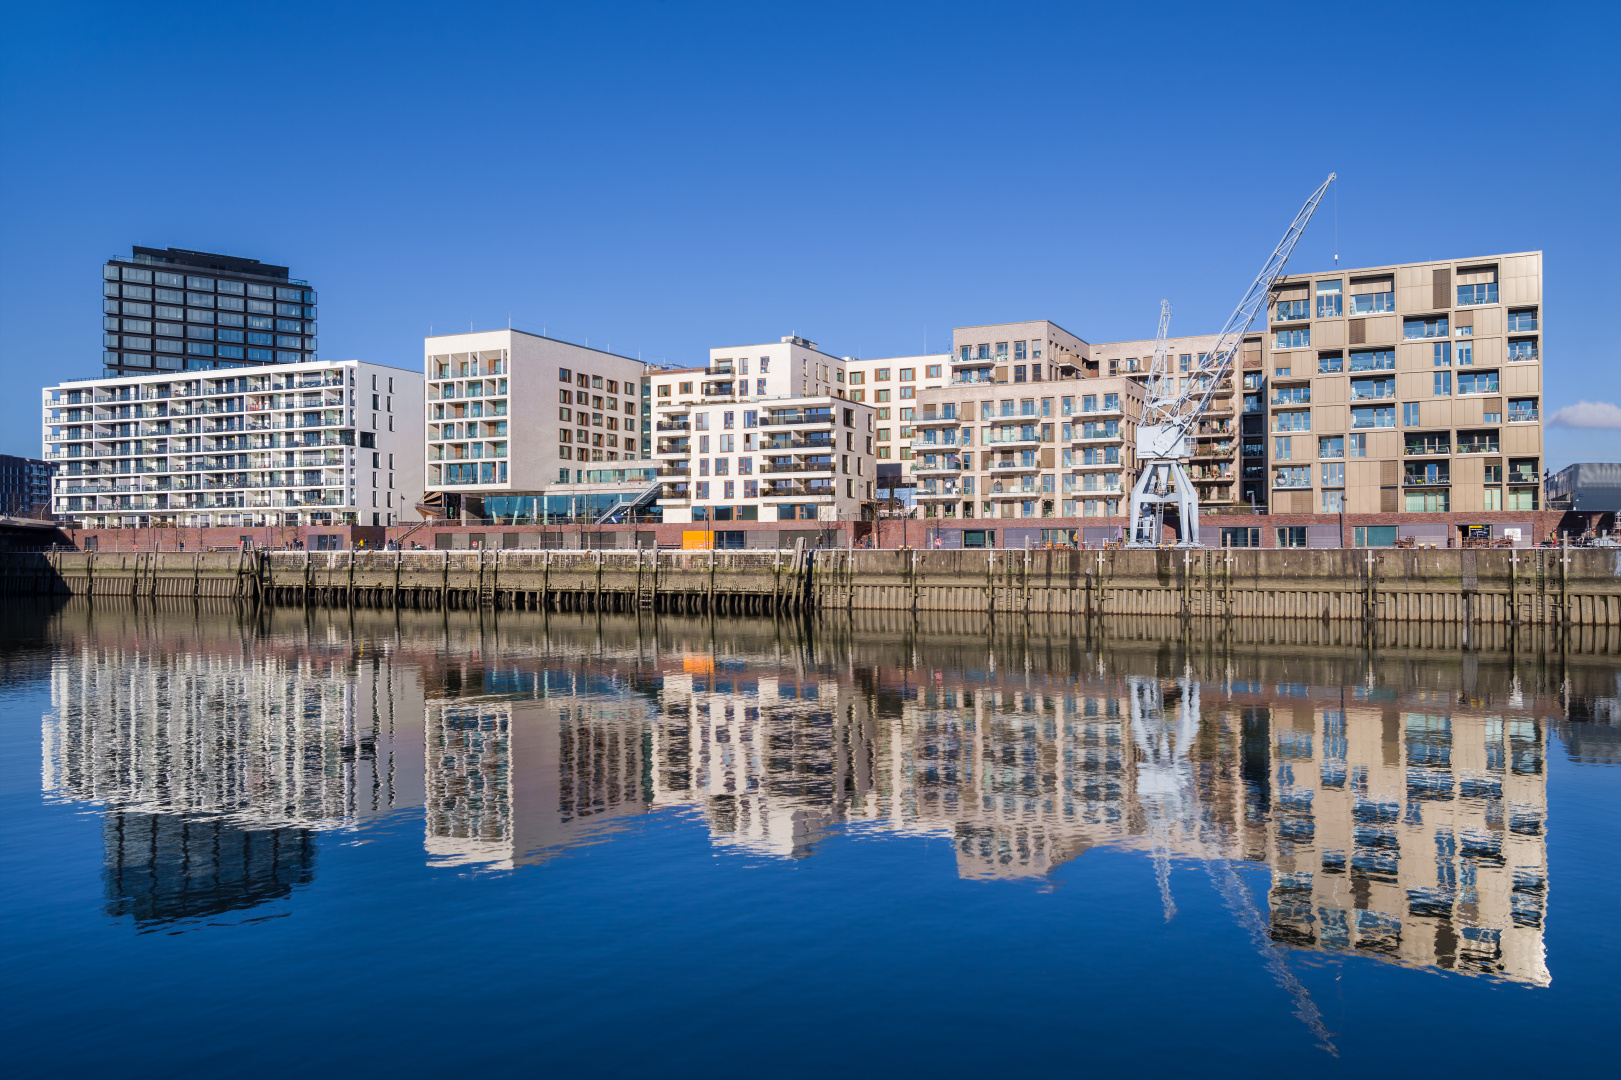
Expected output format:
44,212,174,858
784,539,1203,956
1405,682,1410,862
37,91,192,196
900,321,1145,521
650,336,877,524
1087,332,1264,512
1262,252,1543,521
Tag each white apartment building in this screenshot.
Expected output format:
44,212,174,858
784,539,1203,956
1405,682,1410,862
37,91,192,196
651,336,877,523
43,359,422,529
423,329,654,524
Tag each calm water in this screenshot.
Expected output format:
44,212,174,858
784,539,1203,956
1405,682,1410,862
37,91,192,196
2,602,1617,1077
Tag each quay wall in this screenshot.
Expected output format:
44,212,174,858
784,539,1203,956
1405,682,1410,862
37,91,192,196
3,548,1619,626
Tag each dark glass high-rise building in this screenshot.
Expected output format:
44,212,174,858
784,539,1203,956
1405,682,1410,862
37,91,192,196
101,246,317,377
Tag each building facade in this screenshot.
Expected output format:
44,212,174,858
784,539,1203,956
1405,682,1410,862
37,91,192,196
1262,252,1544,523
0,454,55,517
44,359,422,529
102,247,317,379
424,329,654,524
651,337,877,524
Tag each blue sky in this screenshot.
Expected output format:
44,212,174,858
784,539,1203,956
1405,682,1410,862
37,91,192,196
2,1,1617,467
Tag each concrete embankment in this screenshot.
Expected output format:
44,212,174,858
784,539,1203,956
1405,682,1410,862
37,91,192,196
1,547,1618,626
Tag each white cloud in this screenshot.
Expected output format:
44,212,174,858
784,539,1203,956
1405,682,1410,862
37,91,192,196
1547,401,1621,429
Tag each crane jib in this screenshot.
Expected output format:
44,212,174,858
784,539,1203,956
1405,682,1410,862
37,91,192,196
1126,174,1336,548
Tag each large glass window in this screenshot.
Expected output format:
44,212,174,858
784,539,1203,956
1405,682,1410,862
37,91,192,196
1403,315,1449,339
1351,405,1395,429
1348,349,1394,372
1507,308,1538,332
1315,280,1342,317
1458,371,1499,394
1350,376,1394,400
1350,284,1395,314
1457,282,1498,306
1275,327,1310,349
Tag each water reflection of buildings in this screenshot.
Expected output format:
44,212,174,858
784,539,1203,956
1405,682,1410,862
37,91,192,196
35,604,1564,984
638,637,1551,985
42,627,422,925
1239,688,1550,985
421,665,653,869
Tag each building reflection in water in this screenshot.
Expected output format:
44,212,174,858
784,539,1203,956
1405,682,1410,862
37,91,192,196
36,602,1580,985
40,606,422,927
101,810,315,927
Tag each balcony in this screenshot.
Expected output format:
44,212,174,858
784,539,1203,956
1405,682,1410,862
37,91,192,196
988,459,1041,473
759,413,834,427
985,431,1043,447
950,373,998,386
760,483,835,499
656,466,691,478
761,462,834,474
1272,479,1312,490
1456,440,1500,455
913,411,961,427
1404,443,1451,457
1350,388,1395,401
911,458,963,474
655,420,690,432
1404,473,1451,487
661,483,691,502
1507,410,1539,424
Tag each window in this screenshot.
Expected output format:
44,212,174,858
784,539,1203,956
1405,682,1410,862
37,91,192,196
1350,289,1395,315
1221,527,1261,548
1404,315,1449,339
959,345,972,361
1277,526,1308,548
876,389,890,402
926,364,942,378
679,381,693,394
1321,490,1344,512
1243,372,1263,389
1402,403,1422,426
1275,466,1310,488
1276,298,1309,321
1507,398,1538,423
1319,435,1344,459
899,386,914,399
1272,385,1310,404
1458,371,1499,394
1434,372,1451,396
1013,365,1027,382
1457,281,1498,306
875,368,890,381
1315,280,1342,318
1272,410,1310,432
1455,341,1474,366
1432,342,1451,367
1507,340,1538,361
1275,327,1310,349
1354,526,1399,547
1321,462,1345,487
1507,308,1538,332
1317,353,1343,373
1350,376,1394,400
1351,405,1395,429
1405,491,1449,512
1103,393,1119,411
1349,349,1394,372
899,367,915,381
1507,488,1537,510
1349,433,1367,457
1274,437,1292,460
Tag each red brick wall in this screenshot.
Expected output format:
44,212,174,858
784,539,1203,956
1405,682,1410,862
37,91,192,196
57,510,1577,552
56,524,388,552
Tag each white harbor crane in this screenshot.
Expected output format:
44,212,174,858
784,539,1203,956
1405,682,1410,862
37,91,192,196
1127,174,1336,547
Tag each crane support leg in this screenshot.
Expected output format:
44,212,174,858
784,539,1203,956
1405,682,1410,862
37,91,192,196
1127,459,1201,547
